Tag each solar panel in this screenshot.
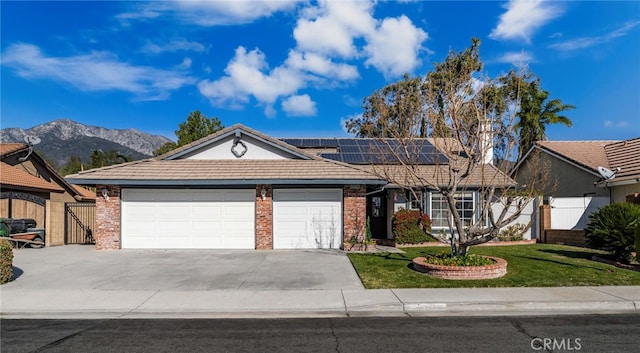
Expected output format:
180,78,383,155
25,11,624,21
339,145,361,153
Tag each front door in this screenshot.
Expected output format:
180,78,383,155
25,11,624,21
366,191,387,239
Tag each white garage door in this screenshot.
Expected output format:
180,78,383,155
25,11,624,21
273,189,342,249
121,189,255,249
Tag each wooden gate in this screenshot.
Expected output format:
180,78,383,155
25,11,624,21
0,191,46,227
65,202,95,244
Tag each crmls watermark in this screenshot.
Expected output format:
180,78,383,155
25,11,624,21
531,338,582,351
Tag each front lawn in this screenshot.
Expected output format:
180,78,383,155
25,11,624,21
347,244,640,288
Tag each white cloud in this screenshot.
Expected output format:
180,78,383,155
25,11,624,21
363,15,427,79
285,50,359,81
294,0,376,58
197,46,305,109
1,43,194,100
198,0,428,115
494,50,535,64
119,0,301,27
282,94,317,116
141,39,207,54
177,57,192,69
490,0,563,42
604,120,631,128
549,21,640,51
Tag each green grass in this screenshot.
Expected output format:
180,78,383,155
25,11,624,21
347,244,640,288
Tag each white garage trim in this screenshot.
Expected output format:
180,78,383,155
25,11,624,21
273,189,343,249
121,189,255,249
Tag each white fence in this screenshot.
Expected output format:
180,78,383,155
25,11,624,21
549,197,609,230
491,197,536,240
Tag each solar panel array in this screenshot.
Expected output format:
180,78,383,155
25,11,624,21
281,138,448,165
281,138,339,148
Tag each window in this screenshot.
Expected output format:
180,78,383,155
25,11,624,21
409,192,423,210
430,192,476,229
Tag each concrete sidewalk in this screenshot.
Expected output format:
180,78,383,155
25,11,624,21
1,246,639,319
2,286,639,319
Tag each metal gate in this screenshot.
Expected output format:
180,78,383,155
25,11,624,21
65,202,96,244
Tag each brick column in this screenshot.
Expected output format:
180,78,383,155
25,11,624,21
95,184,121,250
343,185,366,245
255,184,273,250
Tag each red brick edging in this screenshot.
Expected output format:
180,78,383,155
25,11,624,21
412,256,508,280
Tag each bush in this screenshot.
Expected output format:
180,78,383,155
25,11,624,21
585,203,640,263
497,224,527,242
0,239,13,284
392,209,432,244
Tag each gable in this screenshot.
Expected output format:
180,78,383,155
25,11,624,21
177,133,303,160
161,124,316,161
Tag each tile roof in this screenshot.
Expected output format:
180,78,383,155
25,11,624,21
536,140,617,173
360,163,515,188
604,137,640,183
0,162,64,192
0,143,27,157
72,185,97,200
65,159,385,184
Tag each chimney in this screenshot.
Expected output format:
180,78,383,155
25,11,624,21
479,119,493,164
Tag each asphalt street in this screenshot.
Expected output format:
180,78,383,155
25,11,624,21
2,314,639,353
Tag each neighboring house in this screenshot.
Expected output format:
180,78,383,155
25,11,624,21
1,143,96,246
66,124,518,250
515,138,640,238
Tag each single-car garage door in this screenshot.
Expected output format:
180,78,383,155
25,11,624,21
273,189,342,249
121,189,255,249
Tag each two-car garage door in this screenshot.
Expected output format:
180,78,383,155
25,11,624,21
121,189,255,249
121,188,343,249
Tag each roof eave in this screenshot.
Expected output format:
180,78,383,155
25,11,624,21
596,177,640,188
64,178,388,186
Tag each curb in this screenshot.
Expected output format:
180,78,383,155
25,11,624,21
2,300,637,319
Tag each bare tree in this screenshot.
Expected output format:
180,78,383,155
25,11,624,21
361,39,550,256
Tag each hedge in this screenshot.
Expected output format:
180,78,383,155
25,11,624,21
0,239,13,284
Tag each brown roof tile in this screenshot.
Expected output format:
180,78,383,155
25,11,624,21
0,162,64,192
0,143,27,157
604,137,640,182
65,159,384,184
72,185,96,200
536,140,617,173
360,163,515,188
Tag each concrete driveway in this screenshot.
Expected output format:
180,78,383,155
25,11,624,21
4,245,364,291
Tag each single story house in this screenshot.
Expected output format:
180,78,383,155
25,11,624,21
1,143,95,246
66,124,517,250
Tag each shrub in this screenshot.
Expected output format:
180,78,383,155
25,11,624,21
585,203,640,263
392,209,432,244
0,239,13,284
497,223,527,242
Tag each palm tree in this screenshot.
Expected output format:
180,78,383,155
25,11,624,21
516,81,575,160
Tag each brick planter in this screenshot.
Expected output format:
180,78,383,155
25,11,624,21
412,256,507,280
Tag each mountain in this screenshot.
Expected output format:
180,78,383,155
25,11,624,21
0,119,172,167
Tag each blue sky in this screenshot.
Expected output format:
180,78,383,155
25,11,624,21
1,0,639,141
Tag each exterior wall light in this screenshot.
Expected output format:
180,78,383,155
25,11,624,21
261,188,267,201
101,188,110,201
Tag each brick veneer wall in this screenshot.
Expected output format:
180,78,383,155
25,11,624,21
256,184,273,250
343,185,366,245
544,229,586,247
95,184,121,250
